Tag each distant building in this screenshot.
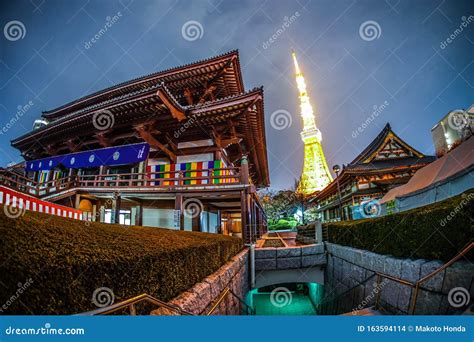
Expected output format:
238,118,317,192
311,123,435,222
381,135,473,214
431,104,473,157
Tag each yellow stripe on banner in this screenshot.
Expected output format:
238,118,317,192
164,164,171,185
191,162,197,185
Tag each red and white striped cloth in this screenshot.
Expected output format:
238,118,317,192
0,185,84,220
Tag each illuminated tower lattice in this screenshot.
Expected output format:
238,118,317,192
292,50,332,194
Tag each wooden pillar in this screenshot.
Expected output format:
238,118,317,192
136,204,143,226
192,204,201,232
114,195,121,224
75,194,81,209
241,190,248,243
175,194,184,230
240,155,249,185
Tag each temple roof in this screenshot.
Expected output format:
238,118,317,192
311,123,435,200
42,50,245,121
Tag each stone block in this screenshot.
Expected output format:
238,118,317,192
332,244,343,258
400,259,424,283
441,261,474,295
277,256,301,269
204,272,224,301
276,247,301,258
218,262,234,287
325,242,334,254
397,285,413,313
368,253,387,273
333,257,343,280
383,257,402,278
255,248,276,259
255,258,276,270
189,280,212,310
351,263,365,283
380,278,400,309
302,254,326,267
359,251,376,269
352,249,364,266
413,289,443,315
341,260,352,287
301,244,322,255
169,290,203,315
420,260,445,292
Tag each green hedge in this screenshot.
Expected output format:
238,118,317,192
325,191,474,261
0,206,242,314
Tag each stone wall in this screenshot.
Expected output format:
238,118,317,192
255,243,326,271
325,243,474,315
152,248,249,316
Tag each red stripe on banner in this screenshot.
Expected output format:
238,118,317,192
169,163,176,186
0,186,84,221
196,162,203,185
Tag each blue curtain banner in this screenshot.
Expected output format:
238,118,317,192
25,143,150,171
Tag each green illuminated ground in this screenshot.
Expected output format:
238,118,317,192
247,283,323,315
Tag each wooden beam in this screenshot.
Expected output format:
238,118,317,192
156,88,186,122
184,88,194,105
135,124,176,162
96,132,111,147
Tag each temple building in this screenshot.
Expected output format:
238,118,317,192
2,51,269,243
291,51,332,194
311,123,435,221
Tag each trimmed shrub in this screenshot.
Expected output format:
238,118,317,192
0,206,242,314
325,191,473,261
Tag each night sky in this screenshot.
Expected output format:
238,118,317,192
0,0,472,190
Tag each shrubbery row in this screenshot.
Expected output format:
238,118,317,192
0,207,242,314
300,191,473,261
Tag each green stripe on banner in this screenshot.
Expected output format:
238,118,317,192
213,160,222,184
185,162,192,185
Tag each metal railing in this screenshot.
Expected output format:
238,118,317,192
78,293,193,316
322,241,473,315
206,287,254,315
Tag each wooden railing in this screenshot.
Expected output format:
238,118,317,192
77,293,193,316
0,166,243,199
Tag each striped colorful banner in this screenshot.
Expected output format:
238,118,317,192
146,160,237,186
0,185,84,220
